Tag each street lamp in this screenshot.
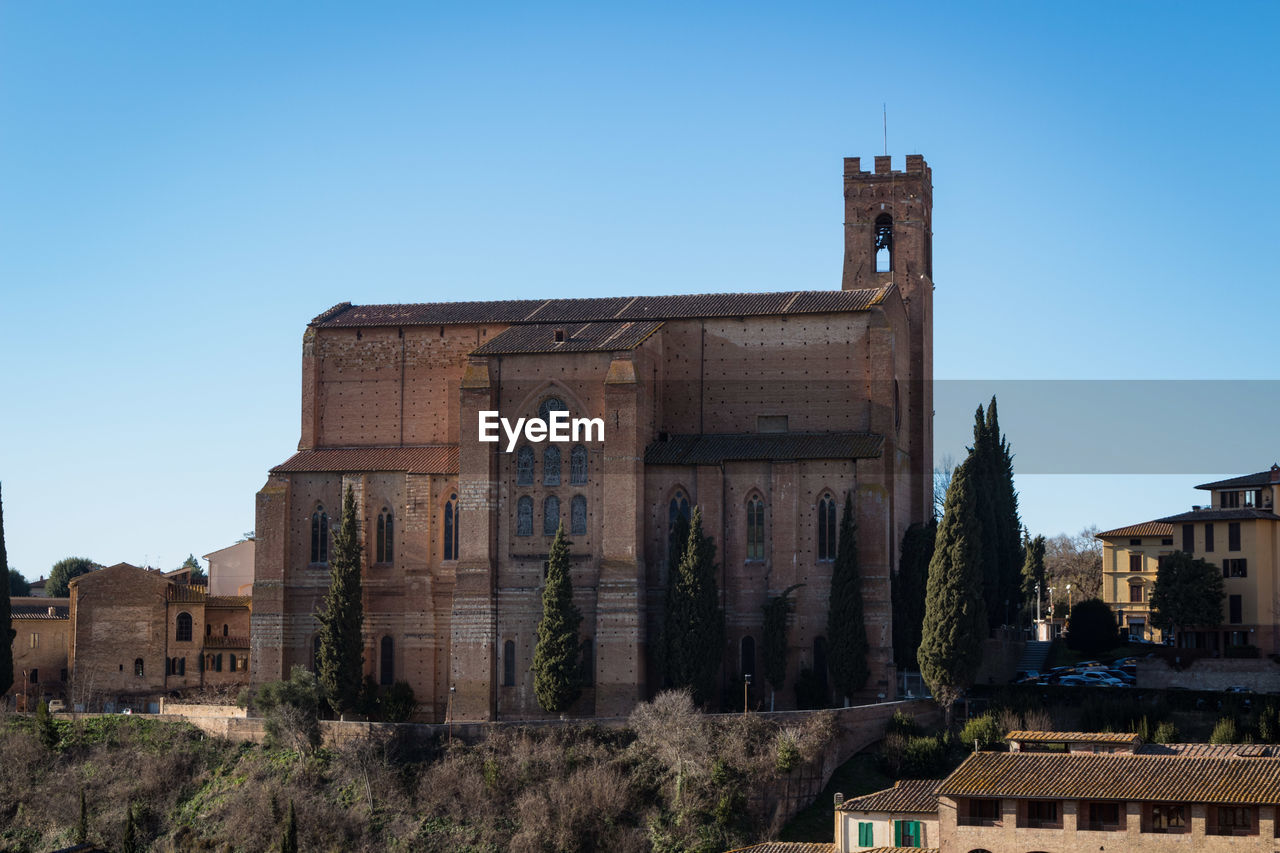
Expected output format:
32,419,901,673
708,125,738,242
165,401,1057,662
447,685,456,745
743,674,752,714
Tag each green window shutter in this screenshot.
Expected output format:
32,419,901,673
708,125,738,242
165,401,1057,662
894,820,901,845
858,821,872,845
910,820,921,845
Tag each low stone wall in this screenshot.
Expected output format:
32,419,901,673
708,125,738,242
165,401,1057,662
1137,657,1280,692
159,701,246,718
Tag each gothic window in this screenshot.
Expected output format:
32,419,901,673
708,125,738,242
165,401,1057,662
741,635,756,678
538,396,567,421
817,494,838,561
746,495,765,560
176,612,192,642
571,495,587,536
134,658,144,677
544,495,561,535
668,489,692,561
517,496,534,536
311,505,329,564
570,444,588,484
875,213,894,272
503,639,516,687
543,445,561,486
444,494,459,560
380,636,394,686
517,446,535,485
377,508,394,564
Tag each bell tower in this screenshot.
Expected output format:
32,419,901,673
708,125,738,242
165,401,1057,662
842,154,933,524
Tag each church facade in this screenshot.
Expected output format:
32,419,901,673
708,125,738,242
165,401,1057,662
250,155,935,720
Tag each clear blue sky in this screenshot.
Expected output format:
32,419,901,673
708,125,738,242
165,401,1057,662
2,2,1277,579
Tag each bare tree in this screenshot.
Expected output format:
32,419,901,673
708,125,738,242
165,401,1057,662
1043,525,1103,604
932,454,956,521
628,689,709,806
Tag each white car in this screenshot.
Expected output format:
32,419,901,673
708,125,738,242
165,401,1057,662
1077,671,1125,687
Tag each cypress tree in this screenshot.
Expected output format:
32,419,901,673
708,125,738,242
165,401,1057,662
532,523,583,713
0,484,13,697
281,800,298,853
970,398,1023,630
657,512,691,687
761,583,802,711
76,787,87,844
1020,532,1046,624
917,459,987,728
121,802,139,853
892,520,936,670
827,494,869,704
317,485,364,716
661,506,724,706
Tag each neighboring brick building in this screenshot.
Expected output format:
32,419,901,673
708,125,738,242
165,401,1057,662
68,562,252,708
1098,464,1280,652
6,596,70,709
834,732,1280,852
252,155,936,720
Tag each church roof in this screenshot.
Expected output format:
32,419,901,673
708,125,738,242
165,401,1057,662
644,432,882,465
311,286,893,328
472,320,663,355
272,445,460,475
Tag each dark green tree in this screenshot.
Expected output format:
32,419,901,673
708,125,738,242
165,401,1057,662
46,556,96,598
892,521,935,670
532,523,583,713
0,485,12,696
1065,597,1121,655
121,801,139,853
969,398,1023,629
178,553,207,585
8,568,28,597
917,459,987,728
761,583,802,711
660,506,724,706
76,787,88,843
1020,532,1047,624
281,800,298,853
1149,550,1226,647
827,494,869,703
317,485,364,716
657,511,691,689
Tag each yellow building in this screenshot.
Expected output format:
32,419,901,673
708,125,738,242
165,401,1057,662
1097,464,1280,653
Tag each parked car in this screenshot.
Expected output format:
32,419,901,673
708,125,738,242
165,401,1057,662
1015,670,1042,683
1076,671,1126,687
1104,670,1136,685
1075,660,1106,670
1057,675,1093,686
1226,685,1255,694
47,700,66,713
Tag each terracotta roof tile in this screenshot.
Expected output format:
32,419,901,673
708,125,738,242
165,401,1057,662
313,287,892,329
204,635,250,649
206,596,252,608
168,585,210,603
271,446,459,475
938,751,1280,804
838,778,941,813
723,844,836,853
1196,468,1280,490
1006,731,1141,746
1156,508,1280,524
645,432,883,465
1095,521,1174,538
864,848,939,853
472,321,663,356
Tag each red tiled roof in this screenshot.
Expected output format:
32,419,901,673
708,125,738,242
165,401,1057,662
838,778,941,813
1006,731,1141,746
1095,521,1174,538
645,432,883,465
724,844,836,853
938,750,1280,804
204,635,250,649
312,287,893,329
471,321,663,356
168,585,210,603
271,446,459,475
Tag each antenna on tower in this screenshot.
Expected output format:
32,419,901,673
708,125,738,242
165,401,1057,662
883,103,887,155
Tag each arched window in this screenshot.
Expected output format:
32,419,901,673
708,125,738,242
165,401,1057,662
571,495,587,536
517,446,535,485
668,489,692,563
206,623,211,637
544,495,561,536
444,494,459,560
581,637,594,686
380,636,394,686
377,508,394,564
538,396,567,421
503,639,516,687
311,635,321,672
134,658,144,677
741,636,756,678
818,494,838,561
570,444,588,484
746,495,765,560
311,505,329,564
223,624,228,637
543,445,561,486
875,213,893,272
517,495,534,536
176,612,192,642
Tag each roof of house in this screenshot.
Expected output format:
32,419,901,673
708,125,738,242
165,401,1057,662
1006,731,1141,746
1140,743,1278,758
1095,521,1174,539
937,750,1280,804
311,286,894,329
1196,467,1280,490
471,320,664,356
645,432,883,465
1156,508,1280,524
271,445,459,475
723,844,836,853
838,778,941,813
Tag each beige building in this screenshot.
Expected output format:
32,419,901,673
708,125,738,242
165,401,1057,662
836,778,940,850
205,540,256,597
1098,464,1280,653
6,597,70,709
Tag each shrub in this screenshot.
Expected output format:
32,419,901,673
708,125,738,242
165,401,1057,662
1209,717,1238,745
886,710,920,738
380,681,417,723
1258,704,1279,744
1065,598,1121,655
958,713,1003,750
901,735,946,777
1152,720,1180,743
249,666,321,752
774,732,801,773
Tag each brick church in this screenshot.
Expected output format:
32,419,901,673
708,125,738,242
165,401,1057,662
250,155,935,721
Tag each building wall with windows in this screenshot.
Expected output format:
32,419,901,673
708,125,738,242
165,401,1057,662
251,155,936,720
1098,466,1280,654
6,597,70,707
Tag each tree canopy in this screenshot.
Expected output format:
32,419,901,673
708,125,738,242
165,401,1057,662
46,556,97,598
1150,550,1226,644
532,523,584,713
892,521,935,670
1065,597,1121,655
970,398,1023,629
8,568,29,598
827,493,868,703
317,486,364,715
659,506,724,706
179,554,207,585
761,583,802,703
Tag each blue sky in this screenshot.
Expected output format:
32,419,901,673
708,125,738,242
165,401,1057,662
2,2,1277,578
